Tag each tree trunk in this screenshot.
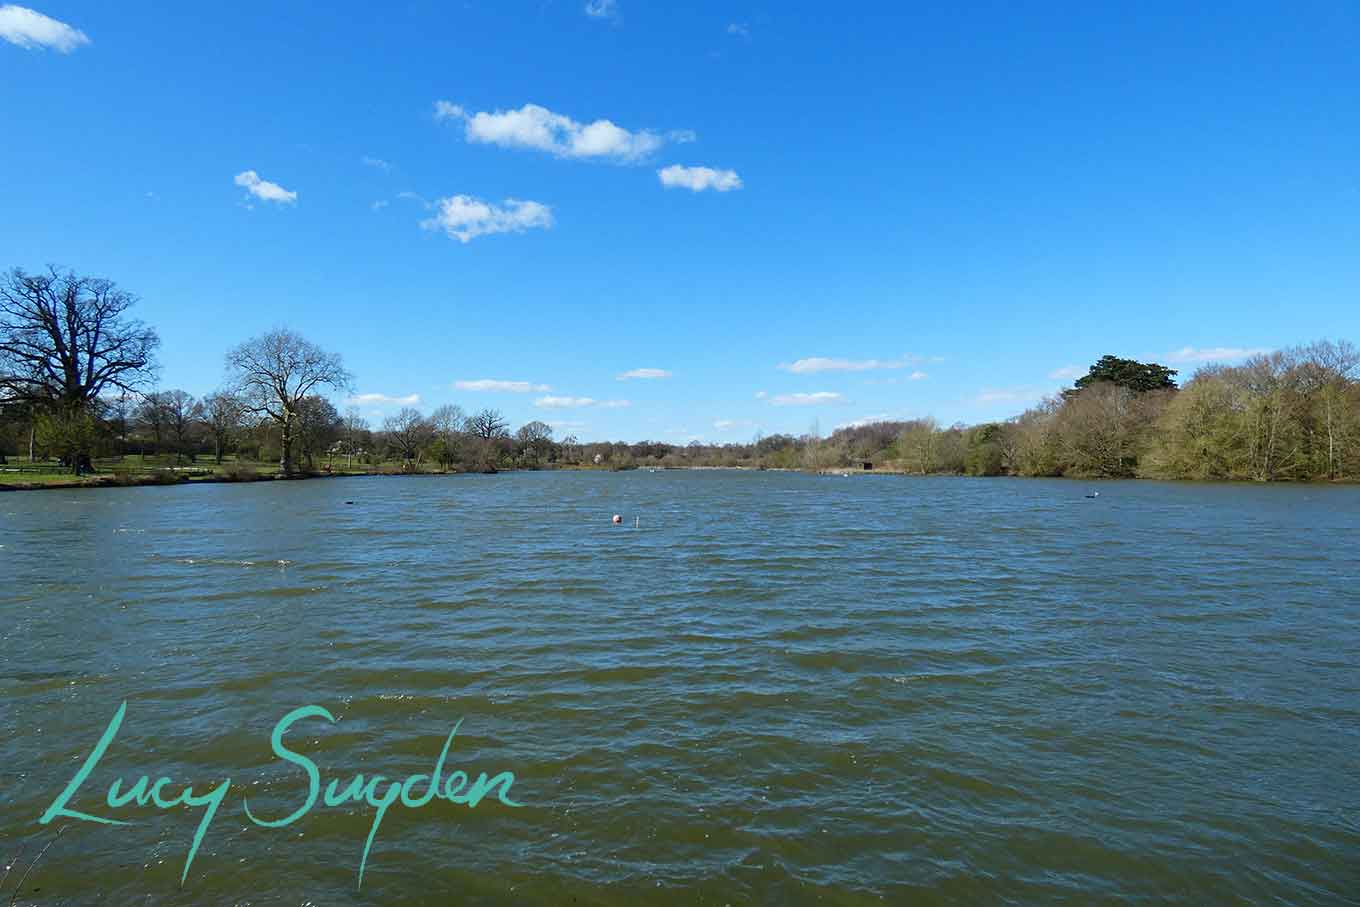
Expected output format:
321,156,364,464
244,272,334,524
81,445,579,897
279,407,294,475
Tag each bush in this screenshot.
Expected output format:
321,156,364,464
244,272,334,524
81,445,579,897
218,462,262,482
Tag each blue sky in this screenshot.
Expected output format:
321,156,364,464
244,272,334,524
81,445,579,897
3,1,1357,442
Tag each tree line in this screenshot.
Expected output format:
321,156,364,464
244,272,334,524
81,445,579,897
740,346,1360,481
3,266,1358,481
0,266,586,474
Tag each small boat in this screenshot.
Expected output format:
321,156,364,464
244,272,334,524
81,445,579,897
1085,491,1100,499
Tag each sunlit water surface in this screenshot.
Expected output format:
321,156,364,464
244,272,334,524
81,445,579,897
1,471,1357,905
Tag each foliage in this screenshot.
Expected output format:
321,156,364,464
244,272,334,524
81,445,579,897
34,403,101,474
6,265,1358,485
1065,355,1178,398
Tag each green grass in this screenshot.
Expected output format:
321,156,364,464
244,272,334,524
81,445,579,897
1,452,572,488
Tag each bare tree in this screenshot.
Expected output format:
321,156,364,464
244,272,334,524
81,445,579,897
224,329,352,474
295,395,342,469
384,407,432,465
203,390,245,464
135,390,170,457
0,267,159,407
162,389,203,464
1054,385,1144,478
427,404,466,471
516,420,554,465
431,404,466,445
561,434,580,463
103,390,135,457
467,408,509,440
341,406,369,467
897,418,941,474
1299,340,1360,479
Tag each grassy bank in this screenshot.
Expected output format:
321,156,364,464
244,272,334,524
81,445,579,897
5,456,1355,492
0,454,372,491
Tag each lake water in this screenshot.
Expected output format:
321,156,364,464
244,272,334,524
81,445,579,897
2,471,1358,905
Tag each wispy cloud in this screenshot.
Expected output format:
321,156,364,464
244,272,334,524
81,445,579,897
726,22,750,38
1048,365,1086,381
535,395,630,409
770,391,845,406
0,4,89,52
617,368,672,380
754,390,768,399
234,170,297,205
1161,345,1271,364
370,200,389,211
974,386,1043,405
658,165,742,192
455,379,551,393
779,355,933,374
909,371,928,381
420,194,552,243
713,418,756,431
584,0,618,21
361,155,392,172
436,101,682,163
347,392,421,406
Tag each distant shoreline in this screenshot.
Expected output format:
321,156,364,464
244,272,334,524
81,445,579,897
3,463,1356,492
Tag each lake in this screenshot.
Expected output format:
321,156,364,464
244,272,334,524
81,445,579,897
1,471,1357,905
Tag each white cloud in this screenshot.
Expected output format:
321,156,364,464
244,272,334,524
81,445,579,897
713,418,756,431
909,371,928,380
770,392,845,406
754,390,768,399
433,100,464,121
371,200,389,211
347,392,421,406
668,129,697,144
726,22,750,37
437,101,677,163
234,170,297,204
537,396,595,409
1162,345,1271,364
420,194,552,243
780,355,932,374
0,4,88,52
975,387,1042,405
617,368,672,380
535,395,631,409
361,155,391,171
584,0,618,20
455,379,551,393
1048,365,1085,381
658,164,742,192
